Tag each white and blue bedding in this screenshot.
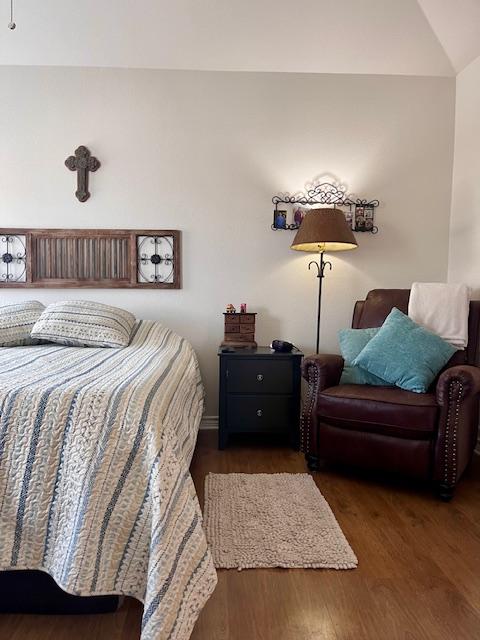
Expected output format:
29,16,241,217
0,320,217,639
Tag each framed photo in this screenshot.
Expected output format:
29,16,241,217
292,207,306,229
343,207,354,229
354,205,366,232
273,210,287,230
363,205,375,232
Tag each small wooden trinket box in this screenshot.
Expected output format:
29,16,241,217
221,313,257,349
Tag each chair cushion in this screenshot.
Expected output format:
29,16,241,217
318,384,439,439
353,307,457,393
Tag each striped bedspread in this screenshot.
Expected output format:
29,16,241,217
0,321,217,639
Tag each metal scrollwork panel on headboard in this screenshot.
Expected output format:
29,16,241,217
0,235,27,283
0,229,181,289
137,235,175,285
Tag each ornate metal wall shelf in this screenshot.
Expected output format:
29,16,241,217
272,181,379,234
0,228,181,289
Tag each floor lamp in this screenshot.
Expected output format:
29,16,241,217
290,208,357,354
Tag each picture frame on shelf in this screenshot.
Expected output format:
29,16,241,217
354,203,376,232
293,207,306,229
344,207,354,229
354,205,366,231
273,210,287,230
363,204,375,232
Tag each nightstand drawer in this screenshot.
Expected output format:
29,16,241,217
227,359,293,394
226,395,292,432
218,345,303,449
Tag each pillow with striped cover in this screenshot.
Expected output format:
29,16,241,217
0,301,45,346
31,300,136,348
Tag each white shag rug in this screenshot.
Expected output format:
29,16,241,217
204,473,357,570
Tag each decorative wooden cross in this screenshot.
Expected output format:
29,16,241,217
65,145,100,202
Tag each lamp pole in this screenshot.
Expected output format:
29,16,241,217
308,251,332,354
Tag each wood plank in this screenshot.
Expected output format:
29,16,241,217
0,432,478,639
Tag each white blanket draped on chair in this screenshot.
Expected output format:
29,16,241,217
408,282,470,349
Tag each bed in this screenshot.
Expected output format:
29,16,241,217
0,320,217,639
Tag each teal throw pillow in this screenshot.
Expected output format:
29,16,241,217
338,327,390,386
352,307,457,393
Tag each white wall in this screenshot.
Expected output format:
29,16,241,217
0,67,455,414
448,54,480,294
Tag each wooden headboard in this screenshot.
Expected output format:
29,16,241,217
0,228,181,289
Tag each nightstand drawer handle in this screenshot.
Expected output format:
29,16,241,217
256,409,263,417
256,374,264,381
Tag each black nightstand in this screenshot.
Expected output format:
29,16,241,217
218,346,303,449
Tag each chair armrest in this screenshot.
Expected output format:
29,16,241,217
301,354,344,391
434,365,480,491
436,365,480,405
300,354,344,456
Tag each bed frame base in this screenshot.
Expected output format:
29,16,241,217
0,571,121,615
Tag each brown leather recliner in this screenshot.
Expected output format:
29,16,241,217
301,289,480,500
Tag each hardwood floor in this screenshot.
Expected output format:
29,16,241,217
0,430,479,640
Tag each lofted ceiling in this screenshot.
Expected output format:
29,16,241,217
417,0,480,74
0,0,478,76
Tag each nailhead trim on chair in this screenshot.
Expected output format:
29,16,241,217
301,364,319,455
444,381,463,486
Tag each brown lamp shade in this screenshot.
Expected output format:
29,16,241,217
290,208,358,252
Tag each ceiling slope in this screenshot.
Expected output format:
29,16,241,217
0,0,454,76
417,0,480,73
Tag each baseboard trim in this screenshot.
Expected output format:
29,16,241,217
200,416,218,430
